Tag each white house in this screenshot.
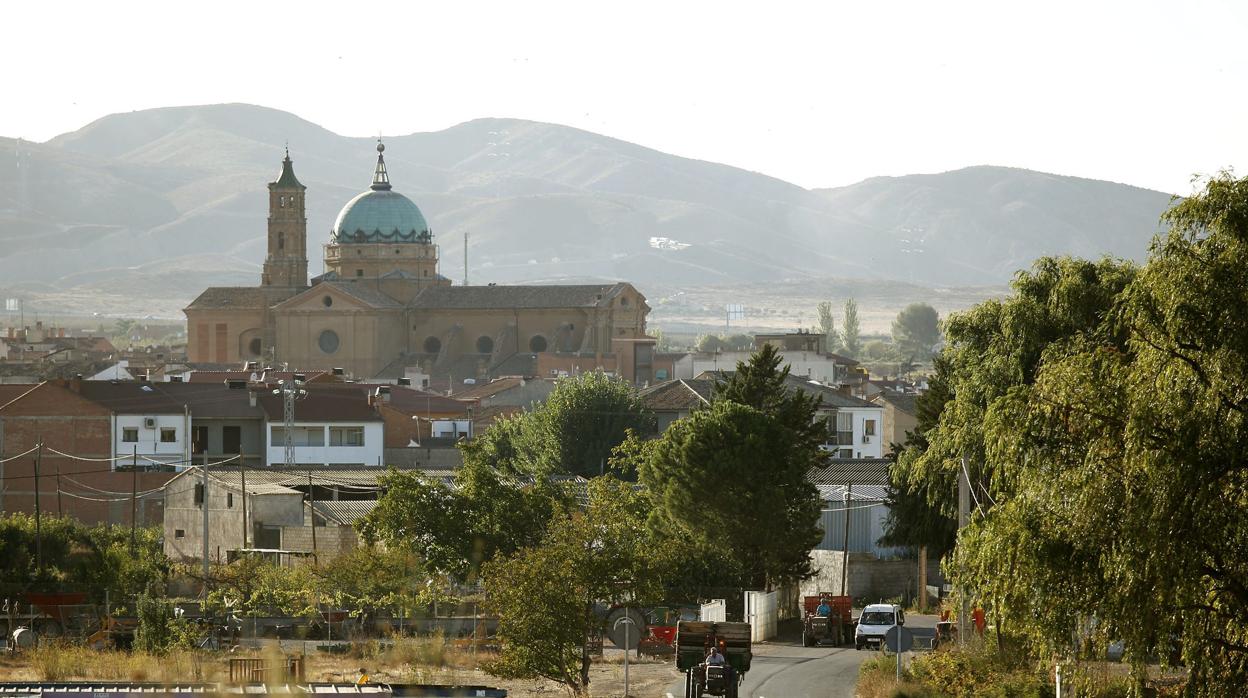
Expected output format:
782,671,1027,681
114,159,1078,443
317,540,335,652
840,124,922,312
258,387,385,466
77,381,190,469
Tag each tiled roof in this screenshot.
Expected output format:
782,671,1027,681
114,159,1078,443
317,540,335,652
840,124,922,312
451,377,525,400
310,499,378,525
870,391,918,416
185,287,272,310
409,284,625,310
695,371,881,409
255,385,383,422
76,382,266,417
638,379,714,411
806,458,892,488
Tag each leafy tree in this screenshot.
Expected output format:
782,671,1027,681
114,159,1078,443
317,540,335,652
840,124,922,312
947,174,1248,693
358,462,566,579
483,477,658,697
842,298,862,357
643,347,825,589
696,334,726,353
817,301,840,351
534,370,653,478
891,302,942,359
864,339,891,360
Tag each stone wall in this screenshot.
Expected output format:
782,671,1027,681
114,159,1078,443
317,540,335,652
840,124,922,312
801,550,945,610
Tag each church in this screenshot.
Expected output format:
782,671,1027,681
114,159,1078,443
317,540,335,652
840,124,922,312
185,144,656,384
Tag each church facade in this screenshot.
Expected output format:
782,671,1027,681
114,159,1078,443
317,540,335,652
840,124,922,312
185,145,656,384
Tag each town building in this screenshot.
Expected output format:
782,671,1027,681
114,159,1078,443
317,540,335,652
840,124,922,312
869,391,919,456
185,145,656,384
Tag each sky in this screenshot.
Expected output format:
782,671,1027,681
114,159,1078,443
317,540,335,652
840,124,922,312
3,0,1245,195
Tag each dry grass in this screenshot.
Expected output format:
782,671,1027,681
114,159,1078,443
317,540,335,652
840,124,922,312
18,644,222,683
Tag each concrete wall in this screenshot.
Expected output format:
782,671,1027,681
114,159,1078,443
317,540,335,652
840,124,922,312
163,473,303,562
674,351,847,384
114,414,188,466
802,550,944,608
384,446,463,469
190,419,264,462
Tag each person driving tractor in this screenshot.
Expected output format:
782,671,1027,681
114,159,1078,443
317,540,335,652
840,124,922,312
816,596,832,617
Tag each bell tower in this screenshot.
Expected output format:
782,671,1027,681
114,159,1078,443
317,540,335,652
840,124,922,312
262,149,309,288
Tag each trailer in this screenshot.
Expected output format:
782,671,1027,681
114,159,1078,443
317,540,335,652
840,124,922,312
801,594,853,646
674,621,751,698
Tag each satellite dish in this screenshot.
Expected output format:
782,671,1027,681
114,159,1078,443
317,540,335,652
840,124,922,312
605,607,646,650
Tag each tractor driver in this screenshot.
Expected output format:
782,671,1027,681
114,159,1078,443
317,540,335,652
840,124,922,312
816,596,833,617
706,646,726,666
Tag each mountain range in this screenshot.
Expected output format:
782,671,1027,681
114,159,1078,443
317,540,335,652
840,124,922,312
0,103,1175,318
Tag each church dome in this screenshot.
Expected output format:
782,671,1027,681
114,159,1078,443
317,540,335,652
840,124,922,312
330,142,431,244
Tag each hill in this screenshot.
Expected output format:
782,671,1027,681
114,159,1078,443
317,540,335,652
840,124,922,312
0,103,1175,318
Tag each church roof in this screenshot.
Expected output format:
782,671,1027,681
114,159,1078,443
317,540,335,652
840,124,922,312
269,150,305,190
409,284,625,310
185,287,272,310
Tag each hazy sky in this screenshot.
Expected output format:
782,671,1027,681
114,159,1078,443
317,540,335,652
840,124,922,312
5,0,1245,194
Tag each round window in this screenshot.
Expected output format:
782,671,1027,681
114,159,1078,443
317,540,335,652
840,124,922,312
476,336,494,354
529,335,548,352
318,329,340,354
248,337,262,356
322,296,333,307
424,336,442,354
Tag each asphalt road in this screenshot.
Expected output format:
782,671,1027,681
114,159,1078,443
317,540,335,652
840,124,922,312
664,614,939,698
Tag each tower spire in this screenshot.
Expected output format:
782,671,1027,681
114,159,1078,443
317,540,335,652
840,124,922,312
371,139,391,191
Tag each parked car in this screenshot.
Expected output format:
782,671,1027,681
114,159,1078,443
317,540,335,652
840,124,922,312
855,603,904,650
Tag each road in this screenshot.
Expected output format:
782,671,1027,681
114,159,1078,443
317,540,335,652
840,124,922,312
664,614,939,698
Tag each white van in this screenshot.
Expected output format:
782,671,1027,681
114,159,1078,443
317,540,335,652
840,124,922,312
855,603,904,650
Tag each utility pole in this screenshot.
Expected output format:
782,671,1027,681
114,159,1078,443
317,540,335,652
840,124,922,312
308,471,317,564
958,457,971,644
130,445,138,551
463,232,468,286
841,483,852,596
33,443,42,572
202,455,210,597
55,460,62,517
240,465,248,550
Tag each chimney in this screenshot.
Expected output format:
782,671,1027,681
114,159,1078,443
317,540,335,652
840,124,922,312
377,386,391,403
397,377,411,387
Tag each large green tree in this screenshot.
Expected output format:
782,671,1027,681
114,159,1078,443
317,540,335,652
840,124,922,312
483,477,658,697
817,301,840,352
948,174,1248,693
641,346,825,589
891,302,942,359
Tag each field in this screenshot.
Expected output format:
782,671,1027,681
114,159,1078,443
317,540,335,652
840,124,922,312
0,640,678,698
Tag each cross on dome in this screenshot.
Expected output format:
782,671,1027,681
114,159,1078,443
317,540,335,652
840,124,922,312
372,138,391,191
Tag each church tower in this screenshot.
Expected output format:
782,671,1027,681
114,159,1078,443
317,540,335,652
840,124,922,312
262,149,309,288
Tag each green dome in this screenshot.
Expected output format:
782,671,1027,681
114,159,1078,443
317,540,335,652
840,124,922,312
330,142,432,244
331,189,431,244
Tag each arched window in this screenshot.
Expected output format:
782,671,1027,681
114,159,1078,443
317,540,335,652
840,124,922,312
278,232,285,251
529,335,548,352
318,330,340,354
248,337,262,356
476,336,494,354
424,336,442,354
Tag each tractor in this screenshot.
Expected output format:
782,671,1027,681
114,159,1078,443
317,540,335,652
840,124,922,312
675,620,752,698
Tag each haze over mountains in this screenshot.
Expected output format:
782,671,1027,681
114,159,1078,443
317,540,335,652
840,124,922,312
0,103,1173,318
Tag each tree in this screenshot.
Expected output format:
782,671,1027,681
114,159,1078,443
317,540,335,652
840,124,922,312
534,370,654,478
841,299,861,357
891,302,942,359
816,301,840,351
483,477,658,697
696,333,726,353
358,462,566,579
641,346,826,589
946,174,1248,693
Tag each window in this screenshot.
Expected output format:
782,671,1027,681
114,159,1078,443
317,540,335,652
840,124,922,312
356,269,364,277
838,448,853,458
248,337,262,356
476,336,494,354
330,426,365,447
278,232,285,250
122,427,138,443
160,427,177,443
864,419,877,436
194,483,204,505
175,529,185,539
271,426,325,447
832,412,853,446
322,295,333,307
529,335,548,352
318,329,340,354
227,493,234,508
424,336,442,354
